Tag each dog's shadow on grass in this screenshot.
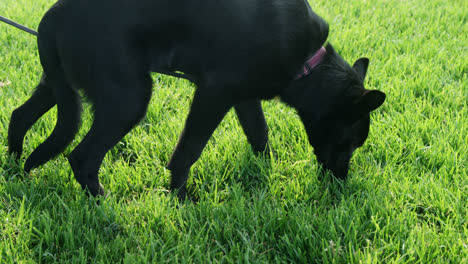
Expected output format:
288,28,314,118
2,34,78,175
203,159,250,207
1,157,125,251
236,149,274,192
2,145,363,213
307,166,370,210
188,144,365,209
187,147,274,202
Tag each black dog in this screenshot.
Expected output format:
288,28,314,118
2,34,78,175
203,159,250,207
8,0,385,198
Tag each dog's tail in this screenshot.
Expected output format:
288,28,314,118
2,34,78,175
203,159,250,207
24,9,82,173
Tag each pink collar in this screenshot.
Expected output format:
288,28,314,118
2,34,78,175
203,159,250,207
295,46,327,80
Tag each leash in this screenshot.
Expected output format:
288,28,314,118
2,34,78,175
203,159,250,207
0,15,38,36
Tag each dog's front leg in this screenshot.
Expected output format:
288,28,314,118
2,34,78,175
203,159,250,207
234,100,269,153
168,89,231,199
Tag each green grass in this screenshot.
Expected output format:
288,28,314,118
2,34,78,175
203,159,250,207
0,0,467,262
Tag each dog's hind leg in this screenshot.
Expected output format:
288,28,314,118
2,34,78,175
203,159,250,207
68,73,152,197
8,74,56,158
23,76,82,173
234,100,269,153
21,12,83,173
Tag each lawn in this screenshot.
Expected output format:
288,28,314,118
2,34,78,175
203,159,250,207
0,0,467,263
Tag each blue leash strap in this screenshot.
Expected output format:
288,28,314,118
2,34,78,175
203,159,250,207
0,15,38,36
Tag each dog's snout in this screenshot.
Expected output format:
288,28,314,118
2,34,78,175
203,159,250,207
316,152,350,180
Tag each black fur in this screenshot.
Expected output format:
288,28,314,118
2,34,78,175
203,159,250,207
8,0,385,198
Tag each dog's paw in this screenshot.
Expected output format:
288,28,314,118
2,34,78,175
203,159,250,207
253,142,276,159
174,185,187,201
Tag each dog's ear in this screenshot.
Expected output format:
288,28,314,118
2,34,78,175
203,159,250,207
355,90,386,112
353,58,369,81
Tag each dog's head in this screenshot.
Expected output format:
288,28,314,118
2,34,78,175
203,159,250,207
282,45,385,179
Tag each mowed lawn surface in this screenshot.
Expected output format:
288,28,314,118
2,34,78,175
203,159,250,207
0,0,466,262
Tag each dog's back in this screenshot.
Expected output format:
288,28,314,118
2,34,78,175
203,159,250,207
40,0,328,98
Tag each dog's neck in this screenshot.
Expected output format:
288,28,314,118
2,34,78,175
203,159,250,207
280,45,331,114
295,46,327,80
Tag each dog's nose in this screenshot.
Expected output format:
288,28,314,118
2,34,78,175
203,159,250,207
318,160,349,180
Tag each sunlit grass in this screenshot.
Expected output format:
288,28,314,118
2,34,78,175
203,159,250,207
1,0,466,262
